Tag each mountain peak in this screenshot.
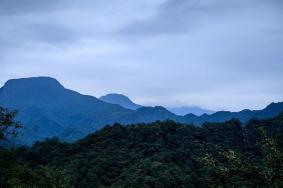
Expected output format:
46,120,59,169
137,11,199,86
100,93,130,100
3,76,63,89
0,77,65,103
99,93,142,110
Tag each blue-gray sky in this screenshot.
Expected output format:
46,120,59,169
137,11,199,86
0,0,283,111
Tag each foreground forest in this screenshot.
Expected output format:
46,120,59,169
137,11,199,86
0,107,283,187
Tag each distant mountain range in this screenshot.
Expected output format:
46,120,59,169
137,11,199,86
167,106,215,116
0,76,283,145
99,93,214,116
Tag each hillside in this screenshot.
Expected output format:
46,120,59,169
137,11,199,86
2,113,282,187
0,77,132,144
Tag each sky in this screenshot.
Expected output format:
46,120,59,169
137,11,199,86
0,0,283,111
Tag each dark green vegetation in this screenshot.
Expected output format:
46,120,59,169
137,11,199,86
0,107,21,140
1,106,282,187
1,76,283,145
0,107,71,187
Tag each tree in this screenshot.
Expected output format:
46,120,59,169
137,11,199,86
260,129,283,187
0,107,22,149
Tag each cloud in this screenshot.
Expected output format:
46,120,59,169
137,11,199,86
0,0,283,111
0,0,161,49
121,0,283,36
0,0,66,15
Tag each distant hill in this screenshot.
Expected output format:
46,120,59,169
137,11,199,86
180,102,283,125
168,106,215,116
99,93,214,116
1,76,283,145
99,93,142,110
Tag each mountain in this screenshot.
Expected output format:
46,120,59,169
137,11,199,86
99,93,142,110
180,102,283,125
0,77,176,144
116,106,176,124
99,94,215,116
0,77,132,144
168,106,215,116
1,76,283,145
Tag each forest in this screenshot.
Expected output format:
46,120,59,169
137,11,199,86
0,107,282,188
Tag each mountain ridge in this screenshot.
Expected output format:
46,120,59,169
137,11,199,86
99,93,215,116
1,76,283,145
168,106,215,116
99,93,142,110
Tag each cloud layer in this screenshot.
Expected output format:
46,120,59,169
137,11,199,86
1,0,283,111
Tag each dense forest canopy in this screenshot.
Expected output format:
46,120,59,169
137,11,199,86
0,107,283,187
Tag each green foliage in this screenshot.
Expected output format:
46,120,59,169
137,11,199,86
261,130,283,187
1,111,283,187
0,106,70,188
0,148,71,188
0,107,22,141
197,149,263,187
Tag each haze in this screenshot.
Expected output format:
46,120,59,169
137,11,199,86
0,0,283,111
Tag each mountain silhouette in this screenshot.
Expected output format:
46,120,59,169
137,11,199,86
1,76,283,145
167,106,215,116
0,77,131,144
100,93,142,110
99,93,214,116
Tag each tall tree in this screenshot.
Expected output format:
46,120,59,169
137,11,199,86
0,107,22,150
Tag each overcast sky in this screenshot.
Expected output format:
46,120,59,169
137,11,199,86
0,0,283,111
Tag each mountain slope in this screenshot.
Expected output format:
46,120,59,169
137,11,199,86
0,77,179,145
1,76,283,145
117,106,176,124
0,77,133,144
99,93,142,110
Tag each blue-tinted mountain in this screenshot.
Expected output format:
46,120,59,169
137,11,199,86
0,77,133,144
99,93,142,110
180,102,283,125
1,76,283,145
0,77,176,144
99,94,215,116
168,106,215,116
117,106,176,124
